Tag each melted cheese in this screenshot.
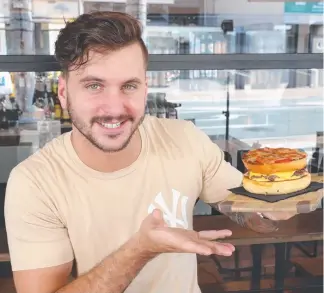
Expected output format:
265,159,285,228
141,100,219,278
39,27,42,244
247,170,304,182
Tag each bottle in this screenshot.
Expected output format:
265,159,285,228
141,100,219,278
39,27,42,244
0,102,8,130
54,97,62,120
147,93,157,117
44,77,54,119
156,93,166,118
145,103,150,115
61,109,71,125
166,102,177,119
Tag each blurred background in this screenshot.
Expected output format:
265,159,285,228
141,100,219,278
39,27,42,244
0,0,322,216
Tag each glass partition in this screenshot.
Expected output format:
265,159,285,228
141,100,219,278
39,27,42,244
147,68,323,166
0,0,322,55
0,67,322,180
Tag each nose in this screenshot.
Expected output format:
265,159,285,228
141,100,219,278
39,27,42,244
98,89,125,116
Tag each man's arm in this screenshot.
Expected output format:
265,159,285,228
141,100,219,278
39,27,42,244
13,262,73,293
56,234,153,293
5,166,75,293
11,234,153,293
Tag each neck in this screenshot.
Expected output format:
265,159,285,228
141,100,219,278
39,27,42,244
70,129,142,173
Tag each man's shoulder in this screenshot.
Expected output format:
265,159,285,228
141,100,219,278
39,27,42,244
11,133,68,182
142,116,211,159
143,116,199,139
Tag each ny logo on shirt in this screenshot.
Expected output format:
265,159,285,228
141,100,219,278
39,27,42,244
148,189,189,229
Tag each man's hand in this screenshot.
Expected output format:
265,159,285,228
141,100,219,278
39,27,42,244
260,212,297,221
137,209,235,257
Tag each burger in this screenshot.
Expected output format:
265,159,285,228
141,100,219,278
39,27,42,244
242,147,311,195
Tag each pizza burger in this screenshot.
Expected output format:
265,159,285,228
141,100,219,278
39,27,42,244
242,147,311,195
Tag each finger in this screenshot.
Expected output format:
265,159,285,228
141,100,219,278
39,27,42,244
181,239,235,256
152,209,166,223
204,241,235,256
182,240,214,256
145,209,167,228
198,230,232,240
261,212,295,221
151,209,163,219
220,242,235,251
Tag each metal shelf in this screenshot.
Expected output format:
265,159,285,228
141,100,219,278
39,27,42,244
0,53,322,72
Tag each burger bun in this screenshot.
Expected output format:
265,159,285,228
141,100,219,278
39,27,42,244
242,172,311,195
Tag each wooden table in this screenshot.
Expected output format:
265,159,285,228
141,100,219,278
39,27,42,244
193,210,323,293
0,211,322,291
0,229,9,262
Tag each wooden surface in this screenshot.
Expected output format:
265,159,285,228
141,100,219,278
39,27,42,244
0,278,16,293
193,209,323,246
0,210,322,262
291,257,323,277
212,175,323,213
198,261,223,285
200,277,323,293
0,229,9,262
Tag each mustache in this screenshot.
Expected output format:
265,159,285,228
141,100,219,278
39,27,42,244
91,115,133,124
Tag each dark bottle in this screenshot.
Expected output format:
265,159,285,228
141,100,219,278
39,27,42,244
167,102,181,119
146,100,152,116
33,73,45,106
156,93,166,118
51,77,62,120
61,109,71,125
145,102,150,115
44,77,54,119
166,102,176,119
0,100,9,129
53,96,62,120
147,93,157,117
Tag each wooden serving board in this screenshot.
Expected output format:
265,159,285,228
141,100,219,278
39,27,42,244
210,175,323,214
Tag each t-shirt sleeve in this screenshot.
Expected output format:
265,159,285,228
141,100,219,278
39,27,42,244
4,167,74,271
186,123,243,203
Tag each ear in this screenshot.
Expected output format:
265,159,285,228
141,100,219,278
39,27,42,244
58,74,67,109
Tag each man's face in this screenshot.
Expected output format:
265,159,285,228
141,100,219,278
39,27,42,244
58,43,147,152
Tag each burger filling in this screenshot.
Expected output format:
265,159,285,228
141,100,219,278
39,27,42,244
245,168,308,182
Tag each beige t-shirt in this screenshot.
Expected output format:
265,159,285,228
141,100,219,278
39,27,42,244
5,116,243,293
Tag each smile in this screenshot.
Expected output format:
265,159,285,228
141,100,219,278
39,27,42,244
100,122,122,129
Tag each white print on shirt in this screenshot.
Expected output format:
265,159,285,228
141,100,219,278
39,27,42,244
148,189,189,229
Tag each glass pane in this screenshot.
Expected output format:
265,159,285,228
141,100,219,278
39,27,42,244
1,0,80,55
146,68,323,170
0,1,323,54
231,68,323,171
0,68,322,178
85,1,324,54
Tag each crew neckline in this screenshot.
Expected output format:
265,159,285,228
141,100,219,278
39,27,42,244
63,122,148,180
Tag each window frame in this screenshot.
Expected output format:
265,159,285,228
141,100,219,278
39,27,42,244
0,53,322,72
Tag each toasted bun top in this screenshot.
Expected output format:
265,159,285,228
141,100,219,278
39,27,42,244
242,147,307,165
242,147,308,173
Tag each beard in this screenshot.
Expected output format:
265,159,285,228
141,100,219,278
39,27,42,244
66,96,145,153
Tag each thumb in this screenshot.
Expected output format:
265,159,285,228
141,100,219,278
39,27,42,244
149,209,167,227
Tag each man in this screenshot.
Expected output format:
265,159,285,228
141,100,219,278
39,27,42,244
4,11,294,293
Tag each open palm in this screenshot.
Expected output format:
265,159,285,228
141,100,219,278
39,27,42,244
139,209,235,256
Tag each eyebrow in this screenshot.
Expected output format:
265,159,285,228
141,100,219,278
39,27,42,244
79,76,105,83
79,76,142,84
123,78,142,84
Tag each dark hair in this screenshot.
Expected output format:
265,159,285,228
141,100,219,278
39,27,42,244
54,11,148,74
